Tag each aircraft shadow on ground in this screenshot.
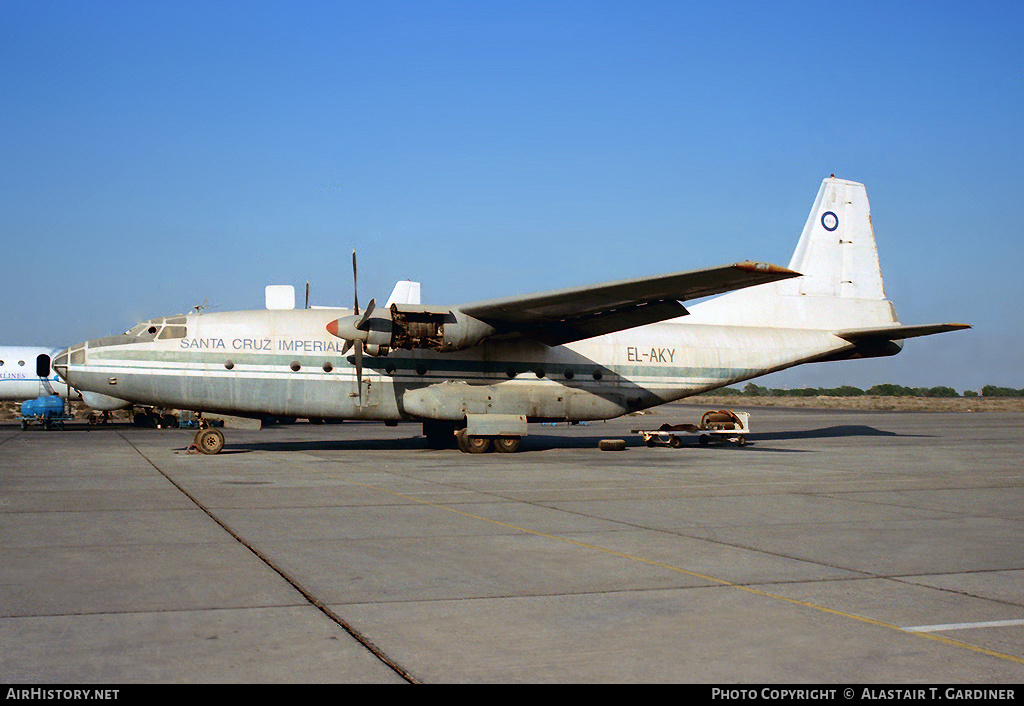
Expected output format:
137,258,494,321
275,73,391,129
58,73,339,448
189,433,639,454
747,424,928,441
199,424,927,455
213,436,429,453
6,420,923,454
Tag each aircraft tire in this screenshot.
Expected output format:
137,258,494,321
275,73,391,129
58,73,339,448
456,430,491,453
493,435,521,453
465,435,491,454
195,428,225,455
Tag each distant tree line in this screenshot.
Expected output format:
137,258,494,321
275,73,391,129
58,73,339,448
703,384,1024,398
978,385,1024,397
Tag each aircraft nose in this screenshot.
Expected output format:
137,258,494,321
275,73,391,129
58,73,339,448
52,350,71,385
51,342,86,382
52,347,71,376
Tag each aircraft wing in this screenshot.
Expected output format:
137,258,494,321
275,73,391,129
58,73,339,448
458,261,799,346
835,323,972,342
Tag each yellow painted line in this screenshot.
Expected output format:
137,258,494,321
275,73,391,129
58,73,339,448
281,456,1024,667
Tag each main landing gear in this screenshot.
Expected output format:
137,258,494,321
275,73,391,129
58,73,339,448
423,420,523,453
455,429,522,454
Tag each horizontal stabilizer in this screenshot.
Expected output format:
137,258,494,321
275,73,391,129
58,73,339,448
836,322,971,342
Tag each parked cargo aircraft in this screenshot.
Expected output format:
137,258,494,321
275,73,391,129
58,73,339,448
54,177,968,453
0,346,80,401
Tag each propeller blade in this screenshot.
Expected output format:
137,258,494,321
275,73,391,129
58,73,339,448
352,249,359,316
357,298,376,330
343,250,374,406
354,340,363,406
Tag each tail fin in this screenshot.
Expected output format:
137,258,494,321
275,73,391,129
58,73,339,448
785,177,885,300
689,176,899,331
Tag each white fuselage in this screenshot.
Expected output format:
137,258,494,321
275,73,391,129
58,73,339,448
54,306,854,422
55,177,956,429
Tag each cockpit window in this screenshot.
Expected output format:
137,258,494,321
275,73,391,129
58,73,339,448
125,322,153,337
158,315,187,339
123,316,187,341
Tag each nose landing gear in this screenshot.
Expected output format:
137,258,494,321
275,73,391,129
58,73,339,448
190,427,225,455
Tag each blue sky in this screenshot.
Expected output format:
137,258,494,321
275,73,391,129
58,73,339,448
2,1,1022,391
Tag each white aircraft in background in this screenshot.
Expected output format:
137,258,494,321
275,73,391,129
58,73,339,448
54,177,969,454
0,347,80,402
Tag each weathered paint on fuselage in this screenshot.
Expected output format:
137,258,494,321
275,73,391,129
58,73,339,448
54,178,962,428
57,307,854,423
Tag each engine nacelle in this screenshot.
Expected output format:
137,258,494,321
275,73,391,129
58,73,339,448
389,304,497,352
327,304,498,354
360,313,394,352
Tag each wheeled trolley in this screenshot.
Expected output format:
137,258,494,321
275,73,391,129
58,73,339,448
18,395,73,430
633,409,750,448
18,412,74,431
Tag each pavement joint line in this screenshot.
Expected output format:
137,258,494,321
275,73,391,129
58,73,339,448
120,432,421,684
288,457,1024,668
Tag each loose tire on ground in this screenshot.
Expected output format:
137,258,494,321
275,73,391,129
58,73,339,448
598,439,627,451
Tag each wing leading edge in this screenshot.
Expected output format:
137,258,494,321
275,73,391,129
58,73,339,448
459,261,799,346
